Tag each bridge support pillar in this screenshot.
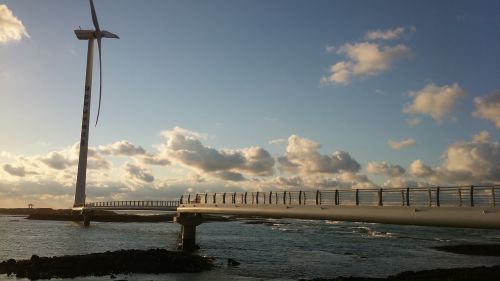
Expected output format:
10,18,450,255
174,213,204,251
82,210,93,227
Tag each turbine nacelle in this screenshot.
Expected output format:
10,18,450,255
74,29,119,40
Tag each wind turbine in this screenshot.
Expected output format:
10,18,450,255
73,0,119,207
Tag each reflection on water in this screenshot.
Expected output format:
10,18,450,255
1,215,500,280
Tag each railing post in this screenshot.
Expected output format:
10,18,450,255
299,190,302,205
458,188,462,207
427,188,432,207
223,192,226,204
378,188,383,206
275,192,278,204
436,187,440,207
355,189,359,206
283,191,287,205
205,193,208,204
406,187,410,206
244,192,247,204
316,190,319,205
187,194,191,204
401,190,405,206
256,192,259,204
233,192,236,204
269,191,272,204
335,189,339,205
289,191,292,204
213,193,216,204
492,186,496,207
470,185,474,207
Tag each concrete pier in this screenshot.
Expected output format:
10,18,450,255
82,210,93,227
174,213,204,251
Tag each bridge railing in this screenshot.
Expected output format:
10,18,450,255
84,200,180,208
180,185,499,208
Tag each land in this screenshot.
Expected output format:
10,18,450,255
0,249,213,280
0,208,230,223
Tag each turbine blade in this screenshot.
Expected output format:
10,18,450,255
89,0,100,32
95,37,103,126
100,30,120,39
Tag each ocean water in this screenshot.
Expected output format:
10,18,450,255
1,214,500,280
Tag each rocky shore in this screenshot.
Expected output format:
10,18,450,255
0,249,213,280
300,264,500,281
0,208,231,223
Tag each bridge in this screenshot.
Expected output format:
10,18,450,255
75,185,500,251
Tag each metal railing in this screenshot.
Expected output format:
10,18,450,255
85,200,180,208
180,185,499,208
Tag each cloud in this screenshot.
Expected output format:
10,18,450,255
473,91,500,128
277,135,361,175
406,117,422,126
212,171,246,182
409,134,500,184
325,45,336,53
269,138,286,145
159,127,275,179
39,151,72,170
123,162,154,184
321,42,411,85
2,164,30,177
140,155,171,166
98,140,146,156
364,26,415,41
0,5,29,44
388,138,416,150
408,160,435,178
403,83,466,123
367,162,405,177
472,131,490,143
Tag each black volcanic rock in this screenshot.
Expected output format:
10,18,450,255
0,249,213,280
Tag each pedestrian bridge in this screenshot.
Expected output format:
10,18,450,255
177,185,500,229
75,185,500,251
79,200,179,211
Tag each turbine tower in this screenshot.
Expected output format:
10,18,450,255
73,0,119,207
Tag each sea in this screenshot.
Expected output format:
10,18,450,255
1,214,500,281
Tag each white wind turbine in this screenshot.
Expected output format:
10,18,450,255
74,0,119,207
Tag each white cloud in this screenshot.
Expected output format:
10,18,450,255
269,138,286,145
388,138,416,150
159,127,275,179
367,162,405,177
98,140,146,156
321,42,411,85
277,135,361,175
403,83,466,123
325,44,336,53
472,131,490,143
0,5,29,44
406,117,422,126
408,160,435,178
473,91,500,128
364,26,415,41
409,134,500,184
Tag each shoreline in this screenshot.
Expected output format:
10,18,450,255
0,249,213,280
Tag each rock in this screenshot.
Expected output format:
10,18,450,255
227,258,240,266
0,249,213,279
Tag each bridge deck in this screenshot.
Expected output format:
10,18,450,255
80,200,179,211
177,185,500,229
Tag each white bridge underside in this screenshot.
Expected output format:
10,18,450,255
177,204,500,229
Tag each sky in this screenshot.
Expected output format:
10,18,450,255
1,0,499,208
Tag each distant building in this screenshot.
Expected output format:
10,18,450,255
28,203,34,209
